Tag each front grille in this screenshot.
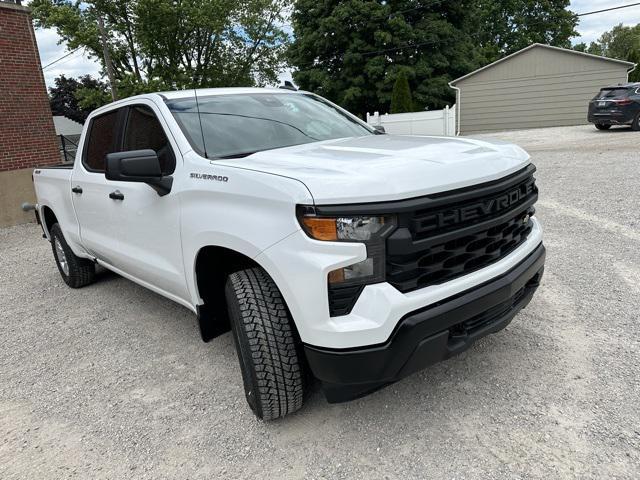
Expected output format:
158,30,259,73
386,166,538,293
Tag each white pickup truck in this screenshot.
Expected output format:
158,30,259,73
32,88,545,420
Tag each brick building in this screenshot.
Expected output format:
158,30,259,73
0,0,60,227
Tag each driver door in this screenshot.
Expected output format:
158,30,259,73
104,102,189,302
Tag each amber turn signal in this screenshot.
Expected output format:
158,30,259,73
301,217,338,241
328,268,346,283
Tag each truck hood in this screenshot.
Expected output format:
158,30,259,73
221,135,530,204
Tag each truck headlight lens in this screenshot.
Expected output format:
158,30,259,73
301,215,388,242
298,210,395,285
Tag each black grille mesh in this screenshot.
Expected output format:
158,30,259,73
385,169,537,293
387,210,534,292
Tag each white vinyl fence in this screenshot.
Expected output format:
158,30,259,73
366,105,456,136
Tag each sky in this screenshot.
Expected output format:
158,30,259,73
36,1,640,89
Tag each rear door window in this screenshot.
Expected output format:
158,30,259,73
83,110,119,172
123,105,176,175
597,88,631,99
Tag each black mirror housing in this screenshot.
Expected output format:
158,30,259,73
374,125,386,134
105,150,172,196
105,149,161,181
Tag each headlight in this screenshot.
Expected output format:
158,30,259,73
337,217,386,241
300,215,388,242
298,208,396,285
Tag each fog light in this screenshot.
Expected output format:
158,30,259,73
328,257,374,284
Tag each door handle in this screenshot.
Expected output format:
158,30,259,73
71,186,83,194
109,190,124,201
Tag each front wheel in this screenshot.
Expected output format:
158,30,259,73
225,267,305,420
595,123,611,130
50,223,95,288
632,114,640,131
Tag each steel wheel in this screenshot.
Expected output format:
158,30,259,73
54,237,70,276
50,223,95,288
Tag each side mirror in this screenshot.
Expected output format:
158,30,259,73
374,125,386,134
105,149,173,196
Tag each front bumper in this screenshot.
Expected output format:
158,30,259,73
304,243,545,402
258,218,543,349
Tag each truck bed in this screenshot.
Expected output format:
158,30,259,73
33,166,78,246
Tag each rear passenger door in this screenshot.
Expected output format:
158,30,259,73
106,102,189,302
71,107,124,262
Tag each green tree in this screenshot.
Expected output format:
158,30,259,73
49,74,110,123
31,0,290,96
572,41,603,55
390,71,413,113
288,1,481,116
572,42,587,52
588,24,640,82
586,42,604,56
467,0,578,63
289,0,579,116
74,82,112,114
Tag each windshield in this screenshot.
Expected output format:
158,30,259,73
165,92,374,158
595,88,631,99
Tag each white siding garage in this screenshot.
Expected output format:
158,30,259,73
449,44,635,134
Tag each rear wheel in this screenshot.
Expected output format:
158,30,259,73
632,114,640,131
50,223,95,288
225,267,305,420
595,123,611,130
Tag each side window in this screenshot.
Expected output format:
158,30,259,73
84,110,118,172
123,105,176,175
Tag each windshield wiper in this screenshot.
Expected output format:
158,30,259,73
216,150,261,159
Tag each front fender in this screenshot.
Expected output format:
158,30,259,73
184,231,292,307
179,153,314,307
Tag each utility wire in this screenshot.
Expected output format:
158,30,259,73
577,2,640,16
41,47,82,70
389,0,446,17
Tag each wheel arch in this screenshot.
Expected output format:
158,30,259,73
193,244,281,342
40,205,58,238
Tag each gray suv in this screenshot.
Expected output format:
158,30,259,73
588,83,640,131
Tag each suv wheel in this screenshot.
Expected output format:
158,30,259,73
632,114,640,132
50,223,95,288
595,123,611,130
225,267,305,420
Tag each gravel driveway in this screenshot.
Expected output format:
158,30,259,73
1,125,639,479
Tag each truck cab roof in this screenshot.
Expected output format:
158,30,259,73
157,87,304,100
88,87,308,118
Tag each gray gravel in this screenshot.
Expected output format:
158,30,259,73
1,124,639,479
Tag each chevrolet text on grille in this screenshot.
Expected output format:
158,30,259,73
415,179,536,233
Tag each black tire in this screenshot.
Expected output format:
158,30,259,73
50,223,95,288
225,267,305,420
595,123,611,130
632,114,640,132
